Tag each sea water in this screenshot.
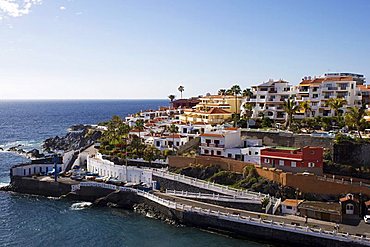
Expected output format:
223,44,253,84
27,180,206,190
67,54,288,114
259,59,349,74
0,100,266,247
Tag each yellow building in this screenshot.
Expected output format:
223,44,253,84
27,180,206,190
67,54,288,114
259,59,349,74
179,108,232,125
195,95,244,114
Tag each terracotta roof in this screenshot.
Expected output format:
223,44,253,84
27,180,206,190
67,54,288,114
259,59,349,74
165,134,184,139
339,195,359,203
282,199,304,207
365,200,370,206
207,108,232,114
358,85,370,91
200,133,224,138
224,127,239,131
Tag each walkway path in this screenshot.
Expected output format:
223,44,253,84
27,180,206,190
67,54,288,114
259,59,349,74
154,191,370,237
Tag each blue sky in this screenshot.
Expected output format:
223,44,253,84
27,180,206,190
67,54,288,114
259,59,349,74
0,0,370,99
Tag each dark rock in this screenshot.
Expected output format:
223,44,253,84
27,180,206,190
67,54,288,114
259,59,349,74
26,149,44,159
42,125,102,152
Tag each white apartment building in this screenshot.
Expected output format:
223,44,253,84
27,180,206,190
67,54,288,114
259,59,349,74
242,79,296,122
296,72,366,118
199,128,264,164
199,128,241,157
145,134,188,151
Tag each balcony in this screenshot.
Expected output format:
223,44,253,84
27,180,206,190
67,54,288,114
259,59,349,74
201,143,224,148
322,87,338,91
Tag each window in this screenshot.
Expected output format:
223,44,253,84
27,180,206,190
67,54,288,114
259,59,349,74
255,152,259,155
346,204,354,214
249,151,252,155
216,151,222,156
286,206,292,210
228,153,232,158
308,162,315,167
264,158,270,163
279,160,284,166
204,150,209,154
291,161,296,167
176,142,180,146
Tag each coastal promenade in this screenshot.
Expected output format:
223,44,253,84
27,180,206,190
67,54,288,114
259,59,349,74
73,181,370,246
154,191,370,237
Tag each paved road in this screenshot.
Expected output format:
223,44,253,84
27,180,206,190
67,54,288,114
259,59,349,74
154,191,370,236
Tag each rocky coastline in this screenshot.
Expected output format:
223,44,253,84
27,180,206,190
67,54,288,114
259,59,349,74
2,124,102,160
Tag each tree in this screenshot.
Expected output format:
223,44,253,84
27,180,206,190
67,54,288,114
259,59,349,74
168,124,179,152
135,119,145,141
299,100,312,118
326,98,346,117
218,89,226,96
242,88,253,100
230,84,242,127
242,102,253,128
283,97,299,130
345,105,368,140
143,145,161,166
168,94,175,103
178,85,185,99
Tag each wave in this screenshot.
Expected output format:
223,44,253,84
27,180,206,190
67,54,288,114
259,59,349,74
70,202,93,210
0,182,10,188
0,140,43,151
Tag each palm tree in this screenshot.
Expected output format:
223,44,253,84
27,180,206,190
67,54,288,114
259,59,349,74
178,85,184,99
242,88,253,100
242,102,253,128
143,145,161,166
135,119,145,140
225,89,233,96
230,85,242,127
345,105,367,139
168,94,175,102
299,100,312,118
218,89,226,96
168,124,179,152
168,94,175,109
326,98,347,117
283,97,299,129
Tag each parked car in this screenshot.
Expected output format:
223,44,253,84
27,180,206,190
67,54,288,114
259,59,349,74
364,215,370,224
310,131,335,138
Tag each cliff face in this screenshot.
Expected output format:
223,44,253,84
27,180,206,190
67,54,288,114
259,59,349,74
43,125,102,152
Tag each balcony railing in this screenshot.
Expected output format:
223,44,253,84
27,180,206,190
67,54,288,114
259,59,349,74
201,143,225,148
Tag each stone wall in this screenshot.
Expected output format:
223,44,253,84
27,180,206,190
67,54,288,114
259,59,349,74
333,143,370,167
168,156,370,196
242,130,333,149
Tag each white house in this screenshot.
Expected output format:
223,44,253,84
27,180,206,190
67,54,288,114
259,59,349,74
87,153,152,184
199,128,241,157
281,199,304,215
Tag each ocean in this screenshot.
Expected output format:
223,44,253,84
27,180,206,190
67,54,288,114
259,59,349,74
0,100,266,247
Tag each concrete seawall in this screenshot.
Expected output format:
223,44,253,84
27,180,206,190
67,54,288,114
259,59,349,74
8,176,369,247
182,212,364,247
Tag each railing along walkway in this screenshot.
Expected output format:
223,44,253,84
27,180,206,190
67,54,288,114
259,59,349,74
73,181,370,246
165,189,261,204
152,169,275,202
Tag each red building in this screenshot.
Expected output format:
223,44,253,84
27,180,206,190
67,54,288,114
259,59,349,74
260,146,323,175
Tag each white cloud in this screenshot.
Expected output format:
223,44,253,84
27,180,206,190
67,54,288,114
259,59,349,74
0,0,42,18
59,6,65,11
